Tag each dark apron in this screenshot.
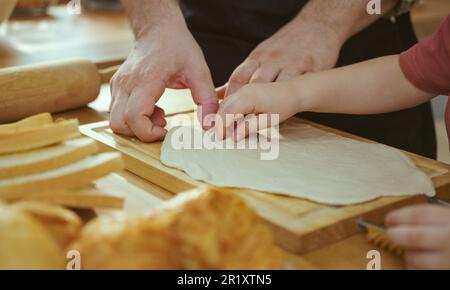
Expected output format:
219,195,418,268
181,0,437,158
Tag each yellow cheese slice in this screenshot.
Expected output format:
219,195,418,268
0,119,80,154
22,188,125,209
0,138,98,179
0,113,53,134
0,152,124,200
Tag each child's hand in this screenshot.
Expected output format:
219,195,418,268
214,81,307,140
385,205,450,269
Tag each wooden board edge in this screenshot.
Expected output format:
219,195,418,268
276,195,429,254
80,122,202,193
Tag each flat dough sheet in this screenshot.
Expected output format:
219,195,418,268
160,123,435,205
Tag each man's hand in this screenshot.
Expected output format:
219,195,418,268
386,205,450,270
218,16,342,98
217,0,400,99
110,0,218,142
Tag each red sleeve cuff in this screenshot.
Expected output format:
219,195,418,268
399,46,440,95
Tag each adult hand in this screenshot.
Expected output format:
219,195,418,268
217,15,344,99
386,205,450,270
110,20,218,142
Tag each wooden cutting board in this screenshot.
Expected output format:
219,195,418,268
80,114,450,254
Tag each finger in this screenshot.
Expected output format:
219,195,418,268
404,250,447,270
109,67,127,111
150,106,167,128
234,112,281,142
276,68,304,82
125,83,167,142
215,89,256,140
109,80,116,111
109,86,134,136
218,90,255,121
225,59,259,97
249,65,281,83
386,225,448,250
187,65,219,130
385,205,450,227
234,114,258,142
216,83,228,100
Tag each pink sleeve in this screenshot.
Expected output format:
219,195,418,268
399,15,450,95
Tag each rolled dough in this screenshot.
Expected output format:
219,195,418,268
160,123,435,205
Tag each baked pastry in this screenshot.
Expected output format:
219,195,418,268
0,152,124,201
22,188,125,209
0,118,80,154
151,187,284,269
71,213,181,269
0,202,65,270
0,113,125,210
0,138,98,179
11,201,82,249
73,187,284,269
0,113,52,134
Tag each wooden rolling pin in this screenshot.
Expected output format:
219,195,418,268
0,59,120,123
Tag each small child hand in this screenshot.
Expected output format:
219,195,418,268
213,81,305,141
385,205,450,269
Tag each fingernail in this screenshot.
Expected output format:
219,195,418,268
203,102,219,115
198,103,219,129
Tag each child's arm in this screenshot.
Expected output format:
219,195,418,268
216,13,449,140
214,55,433,139
296,55,434,115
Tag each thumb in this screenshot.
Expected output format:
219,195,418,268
187,65,219,129
125,82,167,142
214,88,255,140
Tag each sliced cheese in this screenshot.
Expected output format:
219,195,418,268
0,119,80,154
0,138,98,179
23,188,125,209
0,113,53,134
0,152,124,200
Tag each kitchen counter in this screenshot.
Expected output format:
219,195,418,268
51,84,407,270
0,6,132,68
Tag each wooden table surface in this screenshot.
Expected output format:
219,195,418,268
51,85,406,270
0,6,133,69
7,3,450,269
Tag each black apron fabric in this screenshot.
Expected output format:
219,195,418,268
180,0,437,159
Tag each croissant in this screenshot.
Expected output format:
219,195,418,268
0,202,65,270
73,187,284,269
11,201,82,249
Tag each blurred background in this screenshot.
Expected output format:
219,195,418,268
0,0,449,161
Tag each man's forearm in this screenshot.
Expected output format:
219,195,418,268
122,0,185,39
294,0,399,44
